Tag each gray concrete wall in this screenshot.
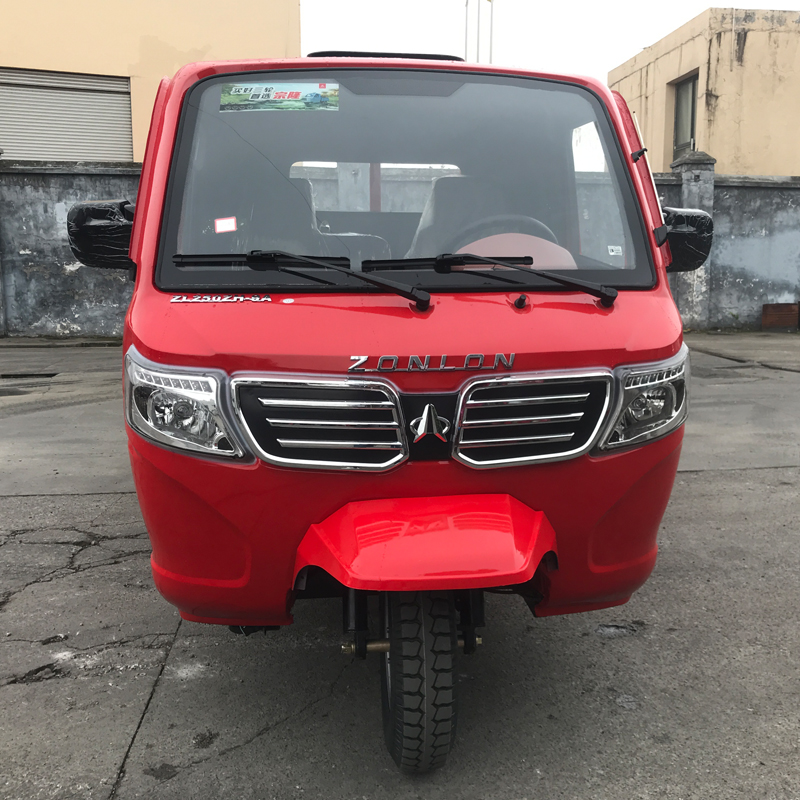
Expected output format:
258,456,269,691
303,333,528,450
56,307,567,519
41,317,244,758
709,176,800,328
0,162,139,337
1,160,799,336
655,167,800,330
291,165,459,213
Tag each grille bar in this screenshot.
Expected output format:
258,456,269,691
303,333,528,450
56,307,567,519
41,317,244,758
235,377,408,471
459,432,574,449
277,438,404,450
461,412,584,428
454,373,611,468
265,417,399,429
258,397,394,410
465,392,590,408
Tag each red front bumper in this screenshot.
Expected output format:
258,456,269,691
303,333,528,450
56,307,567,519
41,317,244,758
129,427,682,625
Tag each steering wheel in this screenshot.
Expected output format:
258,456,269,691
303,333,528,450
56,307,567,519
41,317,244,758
443,214,559,253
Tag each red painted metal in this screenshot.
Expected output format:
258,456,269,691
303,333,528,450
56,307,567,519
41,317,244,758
294,494,557,591
128,283,682,382
124,56,688,627
128,427,682,625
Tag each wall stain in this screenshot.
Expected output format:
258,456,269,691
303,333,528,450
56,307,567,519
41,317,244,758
735,30,748,65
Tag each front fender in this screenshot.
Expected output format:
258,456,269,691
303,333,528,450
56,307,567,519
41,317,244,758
294,494,557,591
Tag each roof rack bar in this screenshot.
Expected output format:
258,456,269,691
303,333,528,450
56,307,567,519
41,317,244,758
306,51,465,62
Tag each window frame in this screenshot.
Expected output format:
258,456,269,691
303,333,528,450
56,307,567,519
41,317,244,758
673,73,698,162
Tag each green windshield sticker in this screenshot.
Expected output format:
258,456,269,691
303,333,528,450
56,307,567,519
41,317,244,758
220,82,339,112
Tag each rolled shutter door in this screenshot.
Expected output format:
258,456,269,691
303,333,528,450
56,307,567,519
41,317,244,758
0,67,133,161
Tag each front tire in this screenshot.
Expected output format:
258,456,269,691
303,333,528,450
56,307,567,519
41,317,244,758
380,591,458,772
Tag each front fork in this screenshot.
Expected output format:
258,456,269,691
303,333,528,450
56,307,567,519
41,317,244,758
340,588,485,657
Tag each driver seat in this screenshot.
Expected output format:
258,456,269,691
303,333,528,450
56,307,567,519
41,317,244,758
405,175,516,258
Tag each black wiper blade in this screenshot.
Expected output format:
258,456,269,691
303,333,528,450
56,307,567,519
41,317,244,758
364,254,617,307
248,251,431,310
436,254,617,307
173,252,341,286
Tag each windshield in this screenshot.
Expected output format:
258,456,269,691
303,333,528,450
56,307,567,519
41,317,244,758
157,68,654,292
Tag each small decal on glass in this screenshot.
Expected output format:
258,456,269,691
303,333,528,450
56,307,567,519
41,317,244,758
607,245,623,256
214,217,237,234
220,83,339,112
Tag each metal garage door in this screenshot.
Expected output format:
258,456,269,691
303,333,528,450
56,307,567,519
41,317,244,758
0,67,133,161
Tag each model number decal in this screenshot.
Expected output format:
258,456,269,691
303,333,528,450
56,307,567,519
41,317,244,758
170,294,272,303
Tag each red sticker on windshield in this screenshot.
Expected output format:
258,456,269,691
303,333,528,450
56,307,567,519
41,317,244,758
214,216,237,234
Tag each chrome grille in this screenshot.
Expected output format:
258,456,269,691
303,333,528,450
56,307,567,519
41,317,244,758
233,377,407,470
453,373,612,468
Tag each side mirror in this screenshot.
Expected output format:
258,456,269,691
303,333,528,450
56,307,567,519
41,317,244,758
662,207,713,273
67,200,135,270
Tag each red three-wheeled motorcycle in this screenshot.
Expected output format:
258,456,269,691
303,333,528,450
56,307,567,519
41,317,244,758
67,51,711,771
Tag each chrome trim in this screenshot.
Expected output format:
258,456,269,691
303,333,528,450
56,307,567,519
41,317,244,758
258,397,394,409
458,432,574,449
231,374,408,471
461,412,584,428
265,418,399,429
276,438,404,450
409,403,451,443
453,370,613,469
465,392,590,408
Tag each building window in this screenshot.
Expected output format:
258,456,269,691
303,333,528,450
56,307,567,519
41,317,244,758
673,74,697,162
0,67,133,161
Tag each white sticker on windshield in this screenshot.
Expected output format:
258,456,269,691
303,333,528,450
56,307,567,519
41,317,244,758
607,245,623,256
214,216,237,234
220,83,339,112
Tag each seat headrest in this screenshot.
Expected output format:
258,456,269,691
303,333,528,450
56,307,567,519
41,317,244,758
405,175,516,257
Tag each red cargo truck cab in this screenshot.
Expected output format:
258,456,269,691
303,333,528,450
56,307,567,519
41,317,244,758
67,52,712,772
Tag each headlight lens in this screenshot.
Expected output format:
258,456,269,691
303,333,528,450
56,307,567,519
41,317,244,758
125,349,242,457
599,345,689,450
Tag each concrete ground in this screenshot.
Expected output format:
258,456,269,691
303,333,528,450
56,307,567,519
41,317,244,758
1,333,798,799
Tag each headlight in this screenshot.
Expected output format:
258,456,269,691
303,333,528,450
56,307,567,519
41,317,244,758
599,344,689,450
125,348,242,457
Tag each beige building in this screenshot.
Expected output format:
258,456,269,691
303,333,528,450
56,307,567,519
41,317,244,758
0,0,300,162
609,8,800,175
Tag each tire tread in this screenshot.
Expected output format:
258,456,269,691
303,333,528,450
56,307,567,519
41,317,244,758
382,591,457,772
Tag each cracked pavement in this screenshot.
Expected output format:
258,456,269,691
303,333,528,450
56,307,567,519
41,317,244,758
1,333,799,799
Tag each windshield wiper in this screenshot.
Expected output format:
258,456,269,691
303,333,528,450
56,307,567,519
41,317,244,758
364,254,618,307
174,251,431,311
173,252,343,287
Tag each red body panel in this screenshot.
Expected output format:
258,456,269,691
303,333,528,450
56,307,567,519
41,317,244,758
129,287,682,378
129,427,681,625
294,494,557,591
124,57,686,625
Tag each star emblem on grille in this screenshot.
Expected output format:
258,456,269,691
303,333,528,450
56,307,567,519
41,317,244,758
410,403,451,443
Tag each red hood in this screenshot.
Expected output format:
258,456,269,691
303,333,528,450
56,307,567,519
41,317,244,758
126,284,681,390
